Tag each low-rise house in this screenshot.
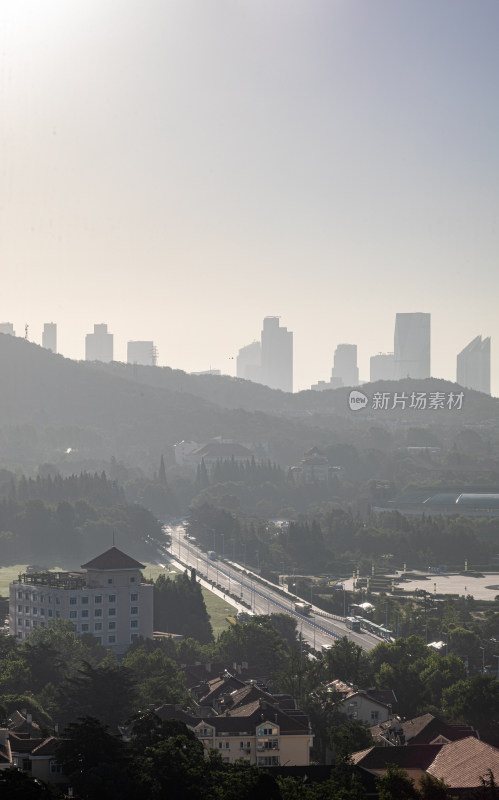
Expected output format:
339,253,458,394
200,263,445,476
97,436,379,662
371,713,478,747
0,711,67,785
156,695,312,768
327,680,392,726
352,736,499,798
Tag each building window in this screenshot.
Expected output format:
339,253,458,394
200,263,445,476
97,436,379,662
17,605,22,613
32,593,37,602
130,593,138,602
55,596,61,605
108,622,116,630
25,592,30,600
108,578,113,584
108,608,116,617
32,607,37,616
25,619,30,628
94,609,102,618
70,597,77,605
48,609,53,617
18,618,22,626
108,635,116,644
130,607,138,616
25,606,30,614
50,761,63,774
69,610,77,619
17,591,22,600
81,596,89,605
130,633,139,642
81,624,89,632
47,595,52,604
95,622,103,631
81,610,89,618
17,632,22,640
130,620,139,629
95,595,102,604
130,577,135,583
40,608,45,616
108,594,116,603
371,711,379,722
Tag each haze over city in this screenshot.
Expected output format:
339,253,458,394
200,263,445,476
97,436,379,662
2,1,498,392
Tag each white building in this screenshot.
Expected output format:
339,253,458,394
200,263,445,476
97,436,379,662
456,335,491,395
0,323,15,335
85,323,114,363
394,313,431,379
9,547,153,654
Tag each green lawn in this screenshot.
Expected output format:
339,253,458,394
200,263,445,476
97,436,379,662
201,590,237,639
0,564,30,598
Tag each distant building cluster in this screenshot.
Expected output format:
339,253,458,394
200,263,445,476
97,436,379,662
0,310,492,394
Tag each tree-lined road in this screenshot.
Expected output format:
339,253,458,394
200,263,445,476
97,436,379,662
164,523,382,653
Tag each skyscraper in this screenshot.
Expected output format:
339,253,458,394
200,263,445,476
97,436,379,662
331,344,359,387
85,324,114,363
456,336,491,395
236,341,261,382
260,317,293,393
42,322,57,353
127,341,155,366
394,313,431,379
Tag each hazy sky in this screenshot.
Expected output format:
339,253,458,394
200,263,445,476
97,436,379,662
2,1,498,393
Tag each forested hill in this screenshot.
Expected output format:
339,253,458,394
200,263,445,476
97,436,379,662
0,334,337,468
92,353,498,424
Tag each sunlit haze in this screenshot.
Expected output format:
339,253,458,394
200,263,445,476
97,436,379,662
2,1,498,392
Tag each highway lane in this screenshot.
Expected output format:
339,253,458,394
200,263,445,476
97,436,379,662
164,523,382,653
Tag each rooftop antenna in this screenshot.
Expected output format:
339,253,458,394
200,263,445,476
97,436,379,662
112,529,116,547
25,324,29,339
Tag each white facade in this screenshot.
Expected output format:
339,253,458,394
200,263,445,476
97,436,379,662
237,341,262,382
9,547,153,655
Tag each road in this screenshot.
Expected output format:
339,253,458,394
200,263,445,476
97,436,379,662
163,523,383,653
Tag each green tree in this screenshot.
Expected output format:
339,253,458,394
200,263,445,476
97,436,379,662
376,764,419,800
56,716,130,800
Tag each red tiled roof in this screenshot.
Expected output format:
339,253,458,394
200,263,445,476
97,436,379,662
427,736,499,789
81,547,145,570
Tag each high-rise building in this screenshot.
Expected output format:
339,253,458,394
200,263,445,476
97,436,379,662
331,344,359,387
237,341,261,382
260,317,293,393
127,340,155,366
85,323,114,363
42,322,57,353
394,313,431,379
370,353,394,382
0,322,15,335
456,336,491,395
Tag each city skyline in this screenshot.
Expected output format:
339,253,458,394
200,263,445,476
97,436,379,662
2,2,499,393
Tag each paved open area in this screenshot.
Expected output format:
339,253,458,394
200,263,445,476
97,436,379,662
344,571,499,601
